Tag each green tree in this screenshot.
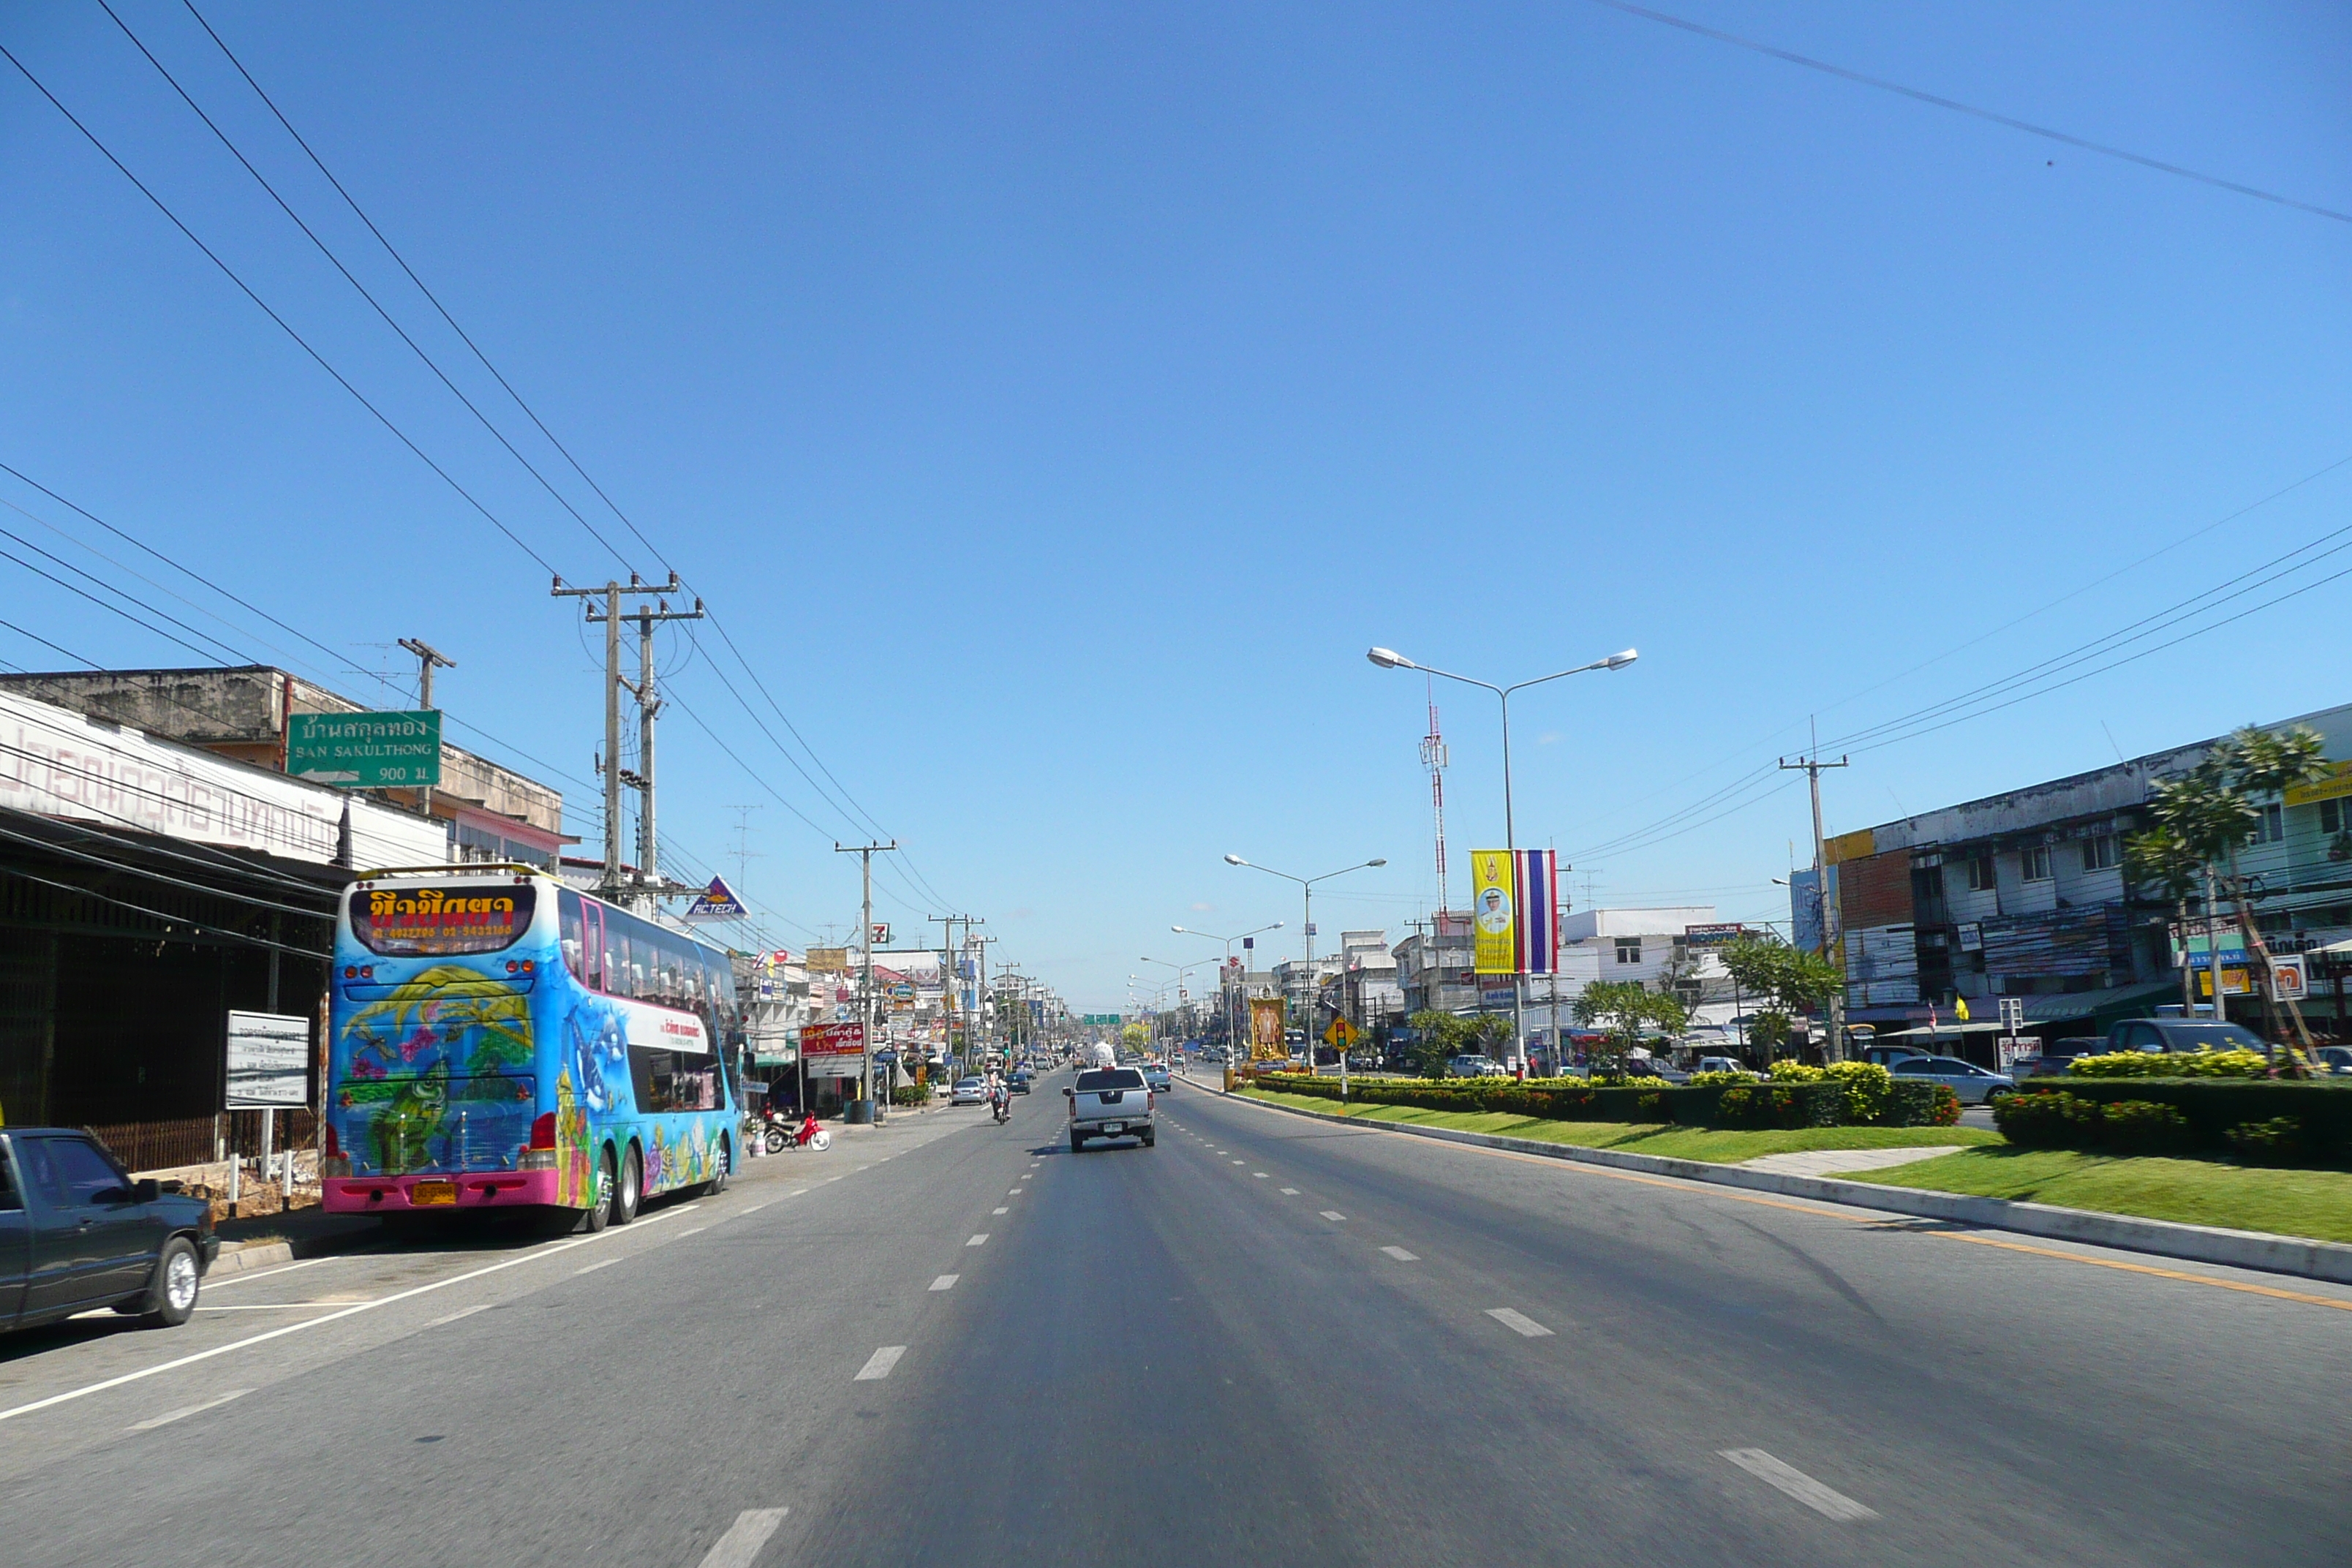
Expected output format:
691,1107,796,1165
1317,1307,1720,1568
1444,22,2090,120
1717,935,1840,1061
1403,1009,1508,1079
1572,981,1687,1079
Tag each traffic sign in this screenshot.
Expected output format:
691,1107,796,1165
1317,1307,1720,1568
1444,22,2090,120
1323,1017,1359,1049
287,710,441,788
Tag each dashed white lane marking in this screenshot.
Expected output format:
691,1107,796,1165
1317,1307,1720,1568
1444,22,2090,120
1320,1211,1346,1222
790,1189,807,1196
697,1507,791,1568
1010,1188,1024,1195
967,1234,990,1247
574,1258,618,1275
992,1207,1009,1215
1380,1246,1420,1262
1252,1172,1269,1179
427,1303,492,1327
1486,1308,1555,1338
739,1202,769,1215
1718,1449,1878,1522
127,1387,250,1431
854,1346,907,1382
930,1275,959,1292
1231,1160,1245,1166
678,1226,708,1237
1280,1188,1300,1195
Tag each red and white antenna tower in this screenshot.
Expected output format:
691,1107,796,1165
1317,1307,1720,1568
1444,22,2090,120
1420,676,1450,916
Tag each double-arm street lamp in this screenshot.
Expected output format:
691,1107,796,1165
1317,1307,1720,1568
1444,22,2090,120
1137,957,1199,1049
1223,855,1386,1074
1367,644,1637,1072
1171,921,1284,1062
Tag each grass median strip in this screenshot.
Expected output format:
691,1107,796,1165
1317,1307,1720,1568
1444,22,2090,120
1235,1086,1996,1164
1842,1147,2352,1245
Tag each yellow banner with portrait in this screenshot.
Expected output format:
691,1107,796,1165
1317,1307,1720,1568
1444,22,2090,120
1471,849,1517,975
1248,997,1289,1061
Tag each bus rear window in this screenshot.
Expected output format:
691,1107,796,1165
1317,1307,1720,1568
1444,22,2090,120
353,885,537,957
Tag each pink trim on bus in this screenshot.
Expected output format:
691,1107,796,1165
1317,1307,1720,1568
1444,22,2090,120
322,1169,564,1213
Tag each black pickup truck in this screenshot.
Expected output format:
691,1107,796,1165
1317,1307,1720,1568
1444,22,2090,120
1,1128,219,1335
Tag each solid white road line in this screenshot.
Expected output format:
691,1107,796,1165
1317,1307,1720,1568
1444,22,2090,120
967,1234,990,1247
1320,1211,1346,1222
200,1256,334,1292
854,1346,907,1382
574,1259,618,1275
698,1507,791,1568
930,1275,960,1292
1380,1246,1420,1262
0,1205,690,1426
195,1302,376,1312
1718,1449,1878,1522
1485,1308,1555,1338
126,1388,250,1431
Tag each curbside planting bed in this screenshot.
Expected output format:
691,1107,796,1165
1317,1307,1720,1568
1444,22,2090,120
1996,1078,2352,1166
1245,1064,1960,1132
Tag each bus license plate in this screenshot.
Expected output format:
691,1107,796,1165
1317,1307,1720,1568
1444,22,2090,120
410,1180,456,1206
1101,1123,1124,1134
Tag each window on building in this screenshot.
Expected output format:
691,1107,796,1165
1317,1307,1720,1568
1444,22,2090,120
1614,938,1642,965
2021,845,2052,882
2081,835,2117,872
1964,854,1996,892
2253,803,2285,844
2323,799,2343,835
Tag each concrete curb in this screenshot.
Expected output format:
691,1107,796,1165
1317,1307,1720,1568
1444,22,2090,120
210,1241,293,1275
1205,1085,2352,1289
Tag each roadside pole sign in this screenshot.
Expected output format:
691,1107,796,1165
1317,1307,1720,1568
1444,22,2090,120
684,875,747,922
1323,1017,1359,1049
287,710,441,788
2270,954,2309,1003
225,1010,312,1108
1999,996,2024,1034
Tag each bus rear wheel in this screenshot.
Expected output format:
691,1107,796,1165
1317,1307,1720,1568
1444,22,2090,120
611,1145,643,1226
706,1134,731,1195
575,1147,616,1233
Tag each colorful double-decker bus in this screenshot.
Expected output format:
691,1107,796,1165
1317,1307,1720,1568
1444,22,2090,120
320,865,740,1229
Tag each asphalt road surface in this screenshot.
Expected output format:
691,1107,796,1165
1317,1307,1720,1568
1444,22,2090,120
4,1072,2348,1566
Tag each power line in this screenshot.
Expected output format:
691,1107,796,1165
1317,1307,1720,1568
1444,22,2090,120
1588,0,2352,225
0,39,562,574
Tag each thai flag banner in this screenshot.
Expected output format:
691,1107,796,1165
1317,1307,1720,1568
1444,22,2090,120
1514,849,1558,976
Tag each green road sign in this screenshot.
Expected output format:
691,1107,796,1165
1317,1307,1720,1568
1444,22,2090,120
287,710,442,788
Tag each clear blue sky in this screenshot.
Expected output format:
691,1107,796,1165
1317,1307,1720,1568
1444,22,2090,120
4,1,2349,1009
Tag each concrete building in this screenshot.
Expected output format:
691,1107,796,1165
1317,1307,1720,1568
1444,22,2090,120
0,666,570,869
1812,699,2352,1055
1392,911,1477,1017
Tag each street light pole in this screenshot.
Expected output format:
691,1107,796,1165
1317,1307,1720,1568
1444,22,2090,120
1368,646,1635,1074
1224,856,1387,1074
1172,921,1284,1066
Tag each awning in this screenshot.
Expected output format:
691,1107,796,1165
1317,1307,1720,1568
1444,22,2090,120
1882,979,2188,1039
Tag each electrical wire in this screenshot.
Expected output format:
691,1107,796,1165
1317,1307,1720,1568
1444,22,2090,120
1586,0,2352,225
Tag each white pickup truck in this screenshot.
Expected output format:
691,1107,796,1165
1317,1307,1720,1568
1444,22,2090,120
1064,1066,1155,1152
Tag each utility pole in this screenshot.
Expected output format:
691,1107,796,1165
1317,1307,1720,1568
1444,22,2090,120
554,573,672,900
620,591,705,909
835,840,897,1122
398,638,456,820
1779,728,1851,1061
930,913,982,1071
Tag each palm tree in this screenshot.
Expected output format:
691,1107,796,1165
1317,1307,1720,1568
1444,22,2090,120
2122,823,2204,1017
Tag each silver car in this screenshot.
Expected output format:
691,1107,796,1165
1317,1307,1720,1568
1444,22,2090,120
1889,1055,2014,1104
949,1077,987,1106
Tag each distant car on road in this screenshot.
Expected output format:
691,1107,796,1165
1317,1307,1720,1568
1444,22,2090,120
950,1077,987,1106
1694,1056,1748,1077
1888,1055,2014,1104
1066,1067,1155,1151
2107,1019,2268,1055
1143,1063,1172,1093
1446,1055,1509,1078
1,1129,219,1335
1007,1069,1033,1094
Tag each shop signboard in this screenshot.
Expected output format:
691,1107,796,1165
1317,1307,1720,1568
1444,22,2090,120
800,1020,866,1068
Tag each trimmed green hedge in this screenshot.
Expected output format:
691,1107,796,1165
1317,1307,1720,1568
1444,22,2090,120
1996,1079,2352,1164
1247,1073,1956,1130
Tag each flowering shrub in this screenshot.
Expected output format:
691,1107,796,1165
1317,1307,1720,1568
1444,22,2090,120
1687,1070,1759,1088
2069,1049,2269,1079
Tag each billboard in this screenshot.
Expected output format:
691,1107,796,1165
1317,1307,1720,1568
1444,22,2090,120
1471,848,1559,975
1684,923,1747,948
1248,997,1287,1062
800,1020,867,1068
